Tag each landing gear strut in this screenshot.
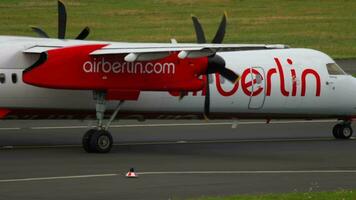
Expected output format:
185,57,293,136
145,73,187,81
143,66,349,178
332,121,353,139
82,91,124,153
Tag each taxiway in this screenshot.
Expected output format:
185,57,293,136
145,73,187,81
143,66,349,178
0,120,356,200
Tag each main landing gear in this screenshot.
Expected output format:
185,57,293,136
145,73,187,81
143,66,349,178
332,121,353,139
82,91,124,153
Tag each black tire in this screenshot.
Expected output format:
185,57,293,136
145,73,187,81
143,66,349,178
89,130,113,153
82,129,97,153
332,124,342,139
338,125,353,139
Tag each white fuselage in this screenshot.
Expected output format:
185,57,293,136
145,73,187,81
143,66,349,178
1,36,356,120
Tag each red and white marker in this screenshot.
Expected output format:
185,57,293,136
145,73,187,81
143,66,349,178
125,168,138,178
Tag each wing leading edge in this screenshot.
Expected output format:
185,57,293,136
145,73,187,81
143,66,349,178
23,43,289,62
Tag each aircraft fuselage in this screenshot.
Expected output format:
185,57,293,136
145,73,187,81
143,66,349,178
0,36,355,120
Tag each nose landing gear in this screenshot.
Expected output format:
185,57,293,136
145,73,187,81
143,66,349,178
332,121,353,139
82,91,124,153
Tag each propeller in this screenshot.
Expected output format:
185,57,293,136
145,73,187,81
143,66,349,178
31,1,90,40
191,13,240,119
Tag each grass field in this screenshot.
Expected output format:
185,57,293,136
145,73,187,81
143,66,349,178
1,0,356,58
191,190,356,200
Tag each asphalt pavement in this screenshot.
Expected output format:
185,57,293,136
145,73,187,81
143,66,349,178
0,120,356,200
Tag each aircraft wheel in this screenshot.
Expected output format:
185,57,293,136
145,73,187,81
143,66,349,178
332,124,342,139
82,129,97,153
333,124,353,139
338,124,353,139
89,129,113,153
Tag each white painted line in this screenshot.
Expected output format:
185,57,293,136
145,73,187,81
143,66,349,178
31,125,88,130
138,170,356,175
270,120,336,124
117,137,338,146
1,146,14,149
111,122,232,128
1,137,345,150
0,128,21,130
29,120,337,130
1,169,356,183
29,122,231,130
1,144,81,149
0,174,118,183
176,140,188,144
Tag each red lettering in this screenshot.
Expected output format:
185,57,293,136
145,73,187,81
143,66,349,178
241,68,263,96
274,58,289,96
167,57,321,99
215,74,239,96
291,69,297,96
301,69,321,96
266,68,277,96
288,58,297,97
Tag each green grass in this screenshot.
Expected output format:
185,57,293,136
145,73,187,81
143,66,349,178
190,190,356,200
1,0,356,58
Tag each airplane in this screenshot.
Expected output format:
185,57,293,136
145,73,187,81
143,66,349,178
0,1,355,153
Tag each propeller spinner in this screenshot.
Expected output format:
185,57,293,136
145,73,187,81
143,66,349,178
31,1,90,40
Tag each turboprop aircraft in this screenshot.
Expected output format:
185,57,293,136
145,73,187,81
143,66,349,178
0,1,355,153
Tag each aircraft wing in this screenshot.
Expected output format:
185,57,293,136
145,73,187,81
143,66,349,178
89,43,288,55
23,45,63,53
23,43,288,54
23,42,288,62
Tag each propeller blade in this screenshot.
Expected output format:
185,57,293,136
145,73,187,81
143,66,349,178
218,68,240,83
76,27,90,40
191,13,230,119
30,26,50,38
211,13,227,44
58,0,67,39
191,16,207,43
204,74,210,119
207,54,225,74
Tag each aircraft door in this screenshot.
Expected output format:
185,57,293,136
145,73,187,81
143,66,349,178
248,67,266,109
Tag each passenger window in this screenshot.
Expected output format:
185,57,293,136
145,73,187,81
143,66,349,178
0,73,5,84
11,73,17,84
326,63,346,75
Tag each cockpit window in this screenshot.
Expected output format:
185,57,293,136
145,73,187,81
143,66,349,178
326,63,346,75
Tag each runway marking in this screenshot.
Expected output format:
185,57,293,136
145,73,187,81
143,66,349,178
0,127,21,130
1,169,356,183
28,119,337,130
0,144,81,149
117,137,349,146
2,137,353,150
0,174,118,183
138,170,356,175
